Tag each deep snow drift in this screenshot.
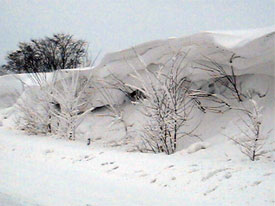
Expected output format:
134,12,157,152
0,27,274,206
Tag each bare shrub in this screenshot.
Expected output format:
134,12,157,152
103,49,233,154
15,69,94,140
196,53,244,102
92,81,132,139
230,98,272,161
195,54,271,161
15,72,57,135
16,87,53,134
124,51,204,154
49,70,94,140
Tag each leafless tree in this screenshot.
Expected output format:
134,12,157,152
2,33,88,73
123,51,204,154
16,88,52,134
14,46,100,138
15,71,58,134
229,98,272,161
102,48,233,154
194,54,271,161
15,68,95,140
49,70,95,140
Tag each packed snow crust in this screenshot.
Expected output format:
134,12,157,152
0,27,274,206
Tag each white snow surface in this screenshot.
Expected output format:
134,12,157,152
186,142,209,154
0,27,274,205
0,126,274,206
205,26,275,48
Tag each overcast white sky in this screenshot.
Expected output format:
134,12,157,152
0,0,274,65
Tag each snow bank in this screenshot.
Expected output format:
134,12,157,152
91,26,275,82
205,26,275,48
0,27,274,206
0,27,274,109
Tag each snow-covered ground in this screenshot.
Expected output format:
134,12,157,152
0,126,274,206
0,27,274,205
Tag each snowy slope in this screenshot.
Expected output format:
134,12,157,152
91,26,275,81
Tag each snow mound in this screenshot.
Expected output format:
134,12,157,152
205,26,275,48
186,142,210,154
0,27,274,109
91,26,275,82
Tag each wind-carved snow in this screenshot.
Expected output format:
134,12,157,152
0,27,274,205
0,27,274,109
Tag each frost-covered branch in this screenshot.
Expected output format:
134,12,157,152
125,50,203,154
195,53,245,102
229,98,271,161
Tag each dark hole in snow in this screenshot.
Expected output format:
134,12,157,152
127,90,146,101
